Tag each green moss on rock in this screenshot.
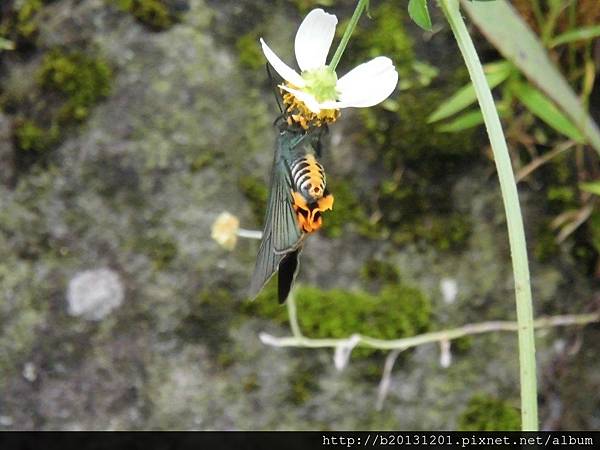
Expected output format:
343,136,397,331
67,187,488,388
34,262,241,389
244,280,431,356
458,394,520,431
112,0,181,31
38,49,112,123
13,119,53,152
0,0,48,49
235,32,264,71
360,259,400,285
361,86,477,251
10,49,112,170
296,284,430,341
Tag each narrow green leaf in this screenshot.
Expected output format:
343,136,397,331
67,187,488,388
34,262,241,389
462,0,600,155
511,81,585,142
408,0,432,31
427,61,512,123
580,182,600,196
436,110,484,132
549,25,600,48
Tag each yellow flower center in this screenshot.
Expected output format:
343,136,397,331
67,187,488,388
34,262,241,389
281,84,340,130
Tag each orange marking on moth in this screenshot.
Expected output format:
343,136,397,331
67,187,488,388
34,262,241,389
291,191,334,233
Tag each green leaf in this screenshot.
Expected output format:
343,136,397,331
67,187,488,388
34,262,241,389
580,182,600,197
510,81,585,142
462,0,600,155
408,0,432,31
427,60,512,123
549,25,600,48
436,110,484,133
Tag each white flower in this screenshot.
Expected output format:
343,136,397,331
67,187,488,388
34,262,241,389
211,212,240,251
260,8,398,114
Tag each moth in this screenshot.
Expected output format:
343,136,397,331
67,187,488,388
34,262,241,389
248,122,334,304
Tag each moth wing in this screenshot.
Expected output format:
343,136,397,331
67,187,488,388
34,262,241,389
277,248,302,304
271,158,303,253
248,157,302,300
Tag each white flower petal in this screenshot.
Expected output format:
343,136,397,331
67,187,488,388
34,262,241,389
295,9,338,72
337,57,398,108
318,99,344,110
280,85,321,114
260,38,305,87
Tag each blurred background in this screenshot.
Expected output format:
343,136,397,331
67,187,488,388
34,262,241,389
0,0,599,430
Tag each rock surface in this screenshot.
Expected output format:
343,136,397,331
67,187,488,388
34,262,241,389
0,0,598,431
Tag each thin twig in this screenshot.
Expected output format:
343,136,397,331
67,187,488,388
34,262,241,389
555,203,593,243
259,312,600,349
516,141,575,182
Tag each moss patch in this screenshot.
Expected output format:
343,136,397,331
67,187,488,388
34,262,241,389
360,259,400,286
13,119,56,153
235,32,264,71
360,86,477,251
38,49,112,123
111,0,183,31
9,48,112,171
458,394,520,431
244,280,431,356
0,0,49,50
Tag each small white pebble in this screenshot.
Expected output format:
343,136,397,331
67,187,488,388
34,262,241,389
440,277,458,304
23,362,37,382
67,268,124,321
0,416,13,426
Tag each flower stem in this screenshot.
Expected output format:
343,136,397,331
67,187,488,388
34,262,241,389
329,0,369,71
438,0,538,431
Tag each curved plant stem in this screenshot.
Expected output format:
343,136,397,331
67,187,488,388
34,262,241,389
438,0,538,430
259,312,599,350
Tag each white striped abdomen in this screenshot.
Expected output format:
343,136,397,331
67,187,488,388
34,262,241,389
290,153,326,201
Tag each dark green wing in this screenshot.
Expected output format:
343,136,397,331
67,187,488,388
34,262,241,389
277,248,301,304
248,149,303,300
